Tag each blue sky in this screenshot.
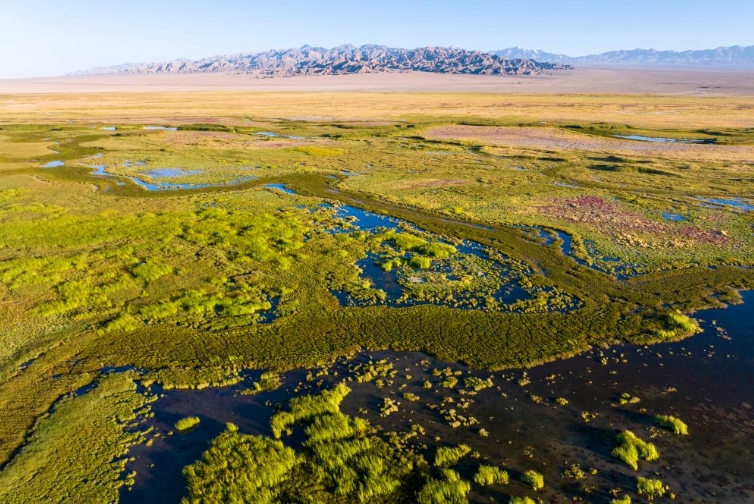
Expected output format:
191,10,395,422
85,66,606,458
1,0,752,78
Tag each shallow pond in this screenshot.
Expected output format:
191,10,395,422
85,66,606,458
662,212,686,221
264,183,298,195
143,168,203,178
120,292,754,503
40,160,64,168
144,126,177,131
87,161,253,191
701,197,754,212
613,135,715,144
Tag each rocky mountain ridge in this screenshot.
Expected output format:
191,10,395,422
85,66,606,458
75,44,570,76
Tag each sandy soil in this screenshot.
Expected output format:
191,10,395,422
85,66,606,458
426,125,754,162
2,67,754,96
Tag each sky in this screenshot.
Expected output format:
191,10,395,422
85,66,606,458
1,0,753,78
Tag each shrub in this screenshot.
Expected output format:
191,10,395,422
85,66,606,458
464,376,493,391
521,469,544,490
655,414,689,435
474,465,509,486
175,416,200,432
510,497,536,504
611,430,659,470
610,495,631,504
182,426,298,503
637,476,669,500
434,444,471,467
417,469,470,504
410,256,432,269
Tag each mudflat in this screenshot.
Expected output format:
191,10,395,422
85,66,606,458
2,67,754,96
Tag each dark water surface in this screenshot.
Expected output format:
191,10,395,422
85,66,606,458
120,292,754,503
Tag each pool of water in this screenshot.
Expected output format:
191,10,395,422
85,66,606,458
264,183,298,195
144,126,178,131
662,212,686,221
613,135,716,144
40,160,65,168
701,198,754,212
143,168,203,178
120,292,754,504
87,163,253,191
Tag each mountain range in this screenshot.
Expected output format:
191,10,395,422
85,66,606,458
74,45,570,77
75,44,754,78
494,45,754,68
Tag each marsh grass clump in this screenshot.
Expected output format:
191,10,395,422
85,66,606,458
617,393,641,405
610,495,632,504
380,397,400,417
521,469,544,490
636,476,669,500
243,371,283,395
612,430,659,470
192,384,430,503
352,359,397,383
509,497,536,504
474,464,509,486
175,416,200,432
182,425,298,504
652,311,700,341
464,376,493,391
562,463,586,480
434,444,471,467
655,414,689,435
417,469,471,504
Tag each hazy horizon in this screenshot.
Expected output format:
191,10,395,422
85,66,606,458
2,0,753,79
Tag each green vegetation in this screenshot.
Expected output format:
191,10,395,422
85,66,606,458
655,414,689,435
417,469,471,504
175,416,201,432
610,496,632,504
636,476,670,500
182,425,298,504
0,372,151,504
473,464,509,486
434,444,471,467
521,469,545,490
181,383,500,503
618,393,641,405
611,430,660,470
1,94,753,503
509,496,536,504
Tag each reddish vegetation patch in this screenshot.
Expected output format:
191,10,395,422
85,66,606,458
538,196,727,247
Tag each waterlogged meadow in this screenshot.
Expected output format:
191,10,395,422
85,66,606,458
0,92,752,503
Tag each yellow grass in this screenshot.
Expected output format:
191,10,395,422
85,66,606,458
1,92,754,129
0,135,59,159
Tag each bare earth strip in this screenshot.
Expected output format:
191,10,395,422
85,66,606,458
2,67,754,96
425,125,754,163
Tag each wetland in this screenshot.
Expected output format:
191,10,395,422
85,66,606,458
0,90,752,503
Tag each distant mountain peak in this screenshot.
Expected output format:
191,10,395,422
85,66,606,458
74,45,571,77
492,45,754,68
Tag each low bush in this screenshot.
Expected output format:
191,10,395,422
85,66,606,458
474,465,509,486
175,416,200,432
521,469,544,490
611,430,659,470
655,414,689,435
